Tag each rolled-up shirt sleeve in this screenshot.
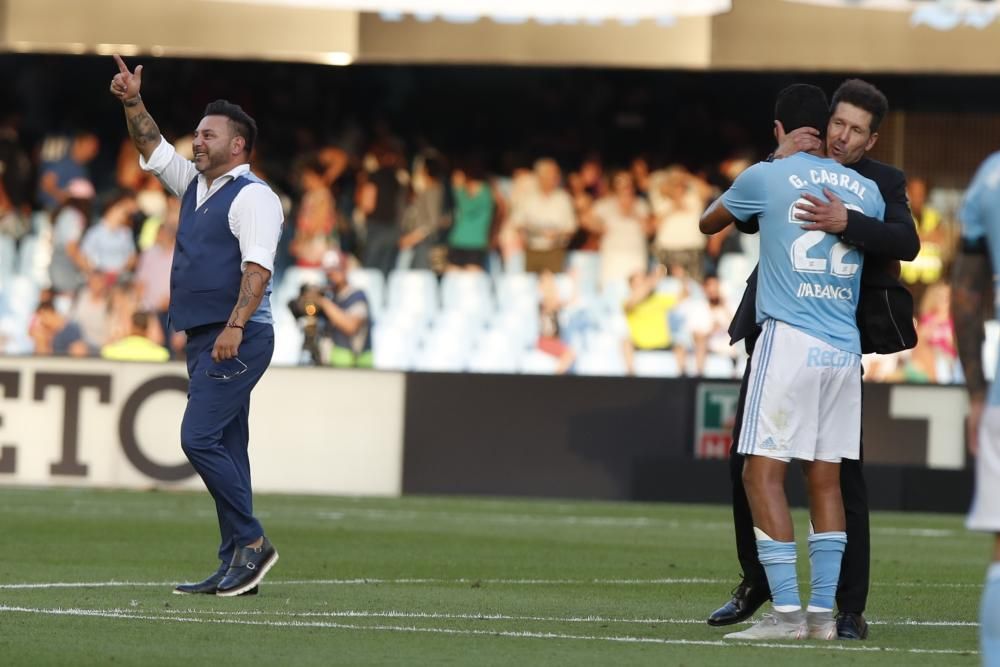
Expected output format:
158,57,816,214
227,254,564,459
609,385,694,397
139,140,197,199
229,183,284,273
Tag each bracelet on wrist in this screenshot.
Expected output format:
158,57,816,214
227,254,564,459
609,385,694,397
123,95,142,107
226,322,245,331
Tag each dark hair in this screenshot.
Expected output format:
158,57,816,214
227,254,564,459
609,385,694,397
100,188,136,217
831,79,888,132
131,311,150,331
422,153,448,182
203,99,258,157
300,156,325,177
774,84,830,142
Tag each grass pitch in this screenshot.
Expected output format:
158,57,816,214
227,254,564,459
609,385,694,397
0,487,985,666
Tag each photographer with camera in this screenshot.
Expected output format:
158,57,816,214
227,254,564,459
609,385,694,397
289,250,372,368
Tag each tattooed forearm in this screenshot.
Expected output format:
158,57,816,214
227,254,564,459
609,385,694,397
126,111,161,154
228,267,270,325
951,251,993,400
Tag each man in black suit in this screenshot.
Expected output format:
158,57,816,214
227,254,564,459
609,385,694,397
706,79,920,640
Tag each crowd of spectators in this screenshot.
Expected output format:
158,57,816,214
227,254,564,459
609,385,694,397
0,110,971,383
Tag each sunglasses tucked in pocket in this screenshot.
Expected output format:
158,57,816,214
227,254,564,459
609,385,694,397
205,357,248,381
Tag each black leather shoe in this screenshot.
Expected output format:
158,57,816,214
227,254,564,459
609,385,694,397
836,612,869,640
216,537,279,597
174,564,258,596
707,579,771,626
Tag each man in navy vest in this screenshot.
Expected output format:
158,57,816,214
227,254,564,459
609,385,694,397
111,55,283,597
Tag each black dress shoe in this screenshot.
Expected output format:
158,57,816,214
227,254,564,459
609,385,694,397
707,579,771,626
836,611,869,640
174,564,258,596
216,537,279,597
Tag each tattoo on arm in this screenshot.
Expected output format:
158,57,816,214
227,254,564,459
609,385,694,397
126,111,161,154
229,268,269,324
951,252,993,400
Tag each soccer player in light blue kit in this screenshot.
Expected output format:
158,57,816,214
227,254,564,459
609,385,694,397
701,84,885,641
953,150,1000,666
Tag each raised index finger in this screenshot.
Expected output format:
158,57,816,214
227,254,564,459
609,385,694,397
113,54,129,75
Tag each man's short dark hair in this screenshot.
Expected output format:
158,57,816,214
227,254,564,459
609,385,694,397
203,99,258,157
131,311,150,331
774,84,830,142
831,79,889,133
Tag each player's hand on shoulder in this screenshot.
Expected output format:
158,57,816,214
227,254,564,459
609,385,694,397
773,121,822,159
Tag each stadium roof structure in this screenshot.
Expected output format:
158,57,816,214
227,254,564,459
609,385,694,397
213,0,733,21
3,0,1000,71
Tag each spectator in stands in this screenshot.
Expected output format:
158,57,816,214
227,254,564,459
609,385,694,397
49,178,96,298
400,152,448,271
100,310,170,362
579,154,608,201
688,274,738,376
358,142,405,277
704,155,751,275
109,271,164,349
29,300,89,357
890,325,939,383
496,158,535,268
537,271,576,374
37,130,100,211
81,189,138,280
566,170,600,252
447,159,498,271
918,282,958,379
68,270,114,354
514,158,577,273
0,112,32,242
290,158,337,268
652,166,711,281
135,219,176,344
900,176,945,307
622,264,685,375
630,156,652,201
314,250,372,368
593,170,654,287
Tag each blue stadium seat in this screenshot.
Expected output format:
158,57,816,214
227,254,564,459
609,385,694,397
347,268,386,322
633,350,681,378
717,252,753,287
984,319,998,382
703,353,738,379
387,269,439,316
373,326,418,371
440,270,494,316
495,273,539,312
271,310,306,366
0,234,16,287
518,349,559,375
7,275,40,318
468,328,521,374
567,251,601,295
490,307,540,350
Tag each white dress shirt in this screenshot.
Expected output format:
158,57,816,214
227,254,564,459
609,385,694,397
139,139,283,272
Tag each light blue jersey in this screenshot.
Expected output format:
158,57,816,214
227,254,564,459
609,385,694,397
958,150,1000,406
721,152,886,353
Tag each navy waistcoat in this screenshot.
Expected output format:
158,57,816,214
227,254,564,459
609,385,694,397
169,174,260,332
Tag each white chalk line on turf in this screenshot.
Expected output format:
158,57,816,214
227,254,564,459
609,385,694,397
0,606,975,655
111,608,981,628
0,577,982,589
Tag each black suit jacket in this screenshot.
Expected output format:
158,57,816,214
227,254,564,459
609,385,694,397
728,156,920,349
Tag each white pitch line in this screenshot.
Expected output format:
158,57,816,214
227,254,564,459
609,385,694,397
0,606,976,656
0,577,983,589
115,608,981,628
